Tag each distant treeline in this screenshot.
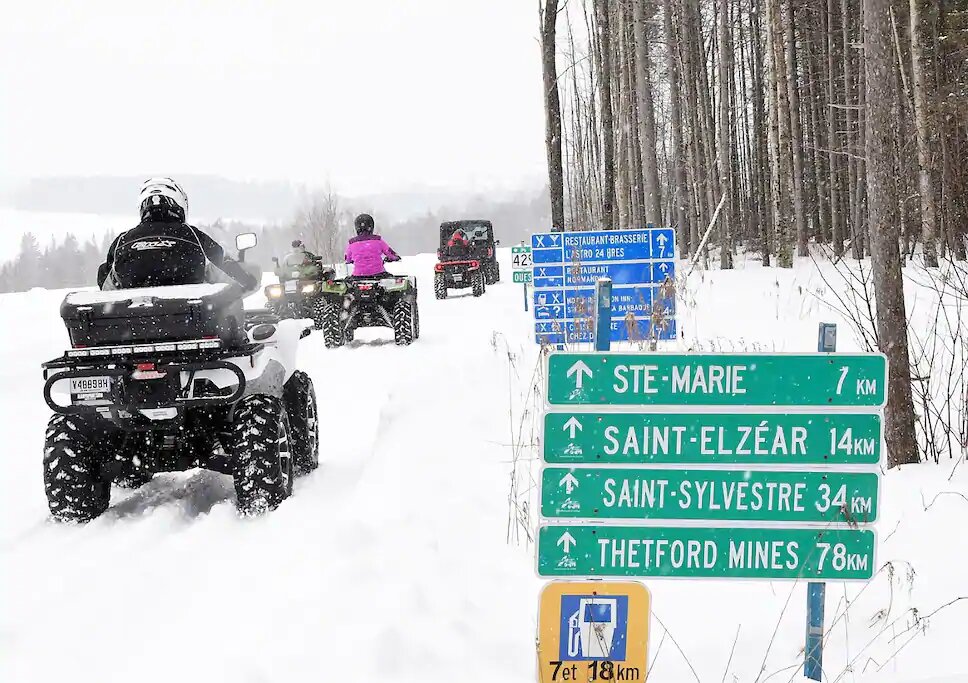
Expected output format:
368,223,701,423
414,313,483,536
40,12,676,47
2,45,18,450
0,189,550,293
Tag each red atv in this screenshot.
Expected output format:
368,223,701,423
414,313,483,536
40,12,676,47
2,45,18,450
434,231,487,299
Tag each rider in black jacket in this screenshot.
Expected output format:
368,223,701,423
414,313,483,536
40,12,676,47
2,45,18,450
97,177,258,291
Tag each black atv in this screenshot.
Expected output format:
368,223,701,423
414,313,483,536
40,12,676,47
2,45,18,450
40,233,320,522
316,275,419,348
433,255,486,299
264,258,336,329
439,220,501,284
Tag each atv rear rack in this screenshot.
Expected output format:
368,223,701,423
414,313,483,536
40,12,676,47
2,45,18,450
42,338,264,373
43,356,249,418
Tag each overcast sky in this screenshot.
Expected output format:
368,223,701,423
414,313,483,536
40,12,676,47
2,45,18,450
0,0,548,196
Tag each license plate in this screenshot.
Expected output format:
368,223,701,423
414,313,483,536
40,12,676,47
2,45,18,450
453,274,463,282
70,376,112,400
285,281,297,293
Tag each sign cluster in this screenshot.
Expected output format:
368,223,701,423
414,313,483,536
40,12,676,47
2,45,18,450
536,352,887,581
529,229,677,345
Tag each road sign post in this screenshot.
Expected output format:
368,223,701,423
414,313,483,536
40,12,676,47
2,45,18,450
512,244,533,311
805,323,838,681
594,279,613,352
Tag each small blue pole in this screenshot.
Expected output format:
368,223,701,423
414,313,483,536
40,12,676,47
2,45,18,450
594,278,613,352
806,322,837,681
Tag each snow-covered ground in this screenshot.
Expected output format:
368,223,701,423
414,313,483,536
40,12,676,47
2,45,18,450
1,249,965,682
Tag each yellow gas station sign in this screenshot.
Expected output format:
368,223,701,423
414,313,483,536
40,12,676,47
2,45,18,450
537,581,651,682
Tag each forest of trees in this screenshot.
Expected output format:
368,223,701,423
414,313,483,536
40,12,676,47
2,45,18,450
539,0,967,467
539,0,967,265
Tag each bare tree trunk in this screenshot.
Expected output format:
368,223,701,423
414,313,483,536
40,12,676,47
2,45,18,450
717,0,734,268
864,0,919,468
633,0,663,226
764,0,782,263
769,0,795,267
855,0,869,259
540,0,566,231
843,0,861,259
909,0,940,266
751,0,773,264
664,0,690,255
827,0,845,257
805,18,829,244
784,1,809,257
625,10,647,229
614,0,631,228
595,0,617,229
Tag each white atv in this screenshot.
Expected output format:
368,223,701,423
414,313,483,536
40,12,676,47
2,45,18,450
41,233,319,521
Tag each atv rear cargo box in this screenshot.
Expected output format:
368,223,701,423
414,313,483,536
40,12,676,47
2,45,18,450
60,283,247,348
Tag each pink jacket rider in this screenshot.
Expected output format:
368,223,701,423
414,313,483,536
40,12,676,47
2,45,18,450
345,233,400,277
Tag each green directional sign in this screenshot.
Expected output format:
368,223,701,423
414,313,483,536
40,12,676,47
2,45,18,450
541,467,879,523
543,412,883,465
537,525,875,580
547,353,888,407
513,271,533,283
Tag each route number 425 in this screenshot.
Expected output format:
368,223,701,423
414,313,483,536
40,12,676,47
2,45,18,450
512,252,533,268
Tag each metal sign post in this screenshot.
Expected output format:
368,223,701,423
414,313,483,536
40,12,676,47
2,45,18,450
594,278,613,352
805,322,837,680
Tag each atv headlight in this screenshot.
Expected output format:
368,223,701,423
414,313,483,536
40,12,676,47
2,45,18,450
266,285,283,299
301,283,317,294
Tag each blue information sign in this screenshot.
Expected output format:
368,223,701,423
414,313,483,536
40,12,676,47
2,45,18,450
534,317,676,344
533,285,676,320
531,228,676,344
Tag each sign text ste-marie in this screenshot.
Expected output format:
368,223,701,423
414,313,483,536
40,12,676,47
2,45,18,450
547,353,887,407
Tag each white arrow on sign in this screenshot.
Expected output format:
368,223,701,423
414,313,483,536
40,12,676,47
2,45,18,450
656,233,668,248
559,472,580,494
566,360,593,389
563,416,583,438
659,263,669,273
557,531,577,553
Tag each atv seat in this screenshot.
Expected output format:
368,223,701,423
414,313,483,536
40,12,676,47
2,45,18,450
61,282,248,348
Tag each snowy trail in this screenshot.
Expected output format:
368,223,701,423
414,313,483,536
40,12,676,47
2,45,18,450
3,251,967,682
1,252,541,683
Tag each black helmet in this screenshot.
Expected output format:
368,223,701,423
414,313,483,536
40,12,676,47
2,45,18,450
354,213,375,236
292,239,304,248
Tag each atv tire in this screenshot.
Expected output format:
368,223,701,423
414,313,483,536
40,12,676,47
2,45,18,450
472,270,485,297
311,299,327,331
392,298,418,346
231,395,294,515
44,415,110,522
320,301,345,348
284,371,319,476
486,262,500,284
434,272,447,299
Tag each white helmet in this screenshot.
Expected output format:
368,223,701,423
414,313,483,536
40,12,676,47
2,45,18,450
138,177,188,221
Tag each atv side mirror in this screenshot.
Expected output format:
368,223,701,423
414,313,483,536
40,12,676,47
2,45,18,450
271,256,279,264
494,240,501,246
235,232,258,261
